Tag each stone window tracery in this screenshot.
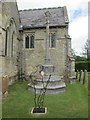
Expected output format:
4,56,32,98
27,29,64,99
25,34,35,49
30,35,34,48
5,28,8,56
25,35,29,48
11,31,15,57
5,18,17,57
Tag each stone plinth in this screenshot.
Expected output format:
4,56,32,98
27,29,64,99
42,65,54,74
28,65,66,94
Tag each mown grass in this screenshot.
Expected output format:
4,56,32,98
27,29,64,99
88,73,90,95
2,79,88,118
0,101,2,120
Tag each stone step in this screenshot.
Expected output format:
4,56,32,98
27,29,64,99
28,83,66,90
30,80,65,87
28,84,66,94
36,74,62,82
28,74,66,94
28,80,66,94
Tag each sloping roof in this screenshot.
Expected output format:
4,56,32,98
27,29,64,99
19,6,69,29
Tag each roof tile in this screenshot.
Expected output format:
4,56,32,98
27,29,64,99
19,7,68,29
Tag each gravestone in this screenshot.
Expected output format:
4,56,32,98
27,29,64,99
79,70,83,82
76,70,79,80
2,75,9,98
83,70,87,84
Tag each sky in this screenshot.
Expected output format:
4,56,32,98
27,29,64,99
17,0,89,55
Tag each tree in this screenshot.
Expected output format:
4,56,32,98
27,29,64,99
75,56,87,62
71,48,77,59
71,49,87,62
83,39,90,61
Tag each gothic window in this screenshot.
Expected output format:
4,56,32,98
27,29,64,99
5,29,8,56
49,33,56,48
30,35,34,48
5,28,10,56
11,32,14,57
25,34,35,49
11,35,13,57
25,35,29,48
51,33,56,48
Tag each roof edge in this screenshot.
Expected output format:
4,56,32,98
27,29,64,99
63,6,69,23
22,25,67,30
19,6,63,12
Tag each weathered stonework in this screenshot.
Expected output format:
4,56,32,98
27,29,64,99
23,28,68,76
0,1,20,89
22,27,75,80
0,1,75,95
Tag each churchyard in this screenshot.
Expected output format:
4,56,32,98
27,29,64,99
2,72,89,118
1,1,89,119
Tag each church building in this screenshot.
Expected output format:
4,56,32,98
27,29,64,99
19,6,75,78
0,0,75,94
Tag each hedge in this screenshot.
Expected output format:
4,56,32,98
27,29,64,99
75,61,90,72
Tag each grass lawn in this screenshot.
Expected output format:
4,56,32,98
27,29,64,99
0,101,2,120
88,72,90,95
2,79,88,119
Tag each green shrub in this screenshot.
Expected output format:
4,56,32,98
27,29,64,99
75,61,90,72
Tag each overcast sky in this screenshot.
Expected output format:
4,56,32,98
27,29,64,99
17,0,89,55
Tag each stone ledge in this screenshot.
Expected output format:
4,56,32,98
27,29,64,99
29,87,65,94
28,83,66,89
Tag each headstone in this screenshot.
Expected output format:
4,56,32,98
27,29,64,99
79,70,83,82
2,75,9,97
76,70,79,80
83,70,87,85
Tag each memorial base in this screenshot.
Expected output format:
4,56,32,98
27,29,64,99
31,107,47,114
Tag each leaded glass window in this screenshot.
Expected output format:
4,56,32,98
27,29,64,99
5,29,8,56
25,35,29,48
30,35,34,48
25,34,35,49
49,33,56,48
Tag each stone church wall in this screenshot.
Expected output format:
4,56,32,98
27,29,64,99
0,1,20,85
23,27,69,77
0,1,75,86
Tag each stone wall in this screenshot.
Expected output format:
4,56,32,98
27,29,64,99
0,1,3,97
0,1,75,85
22,27,72,77
0,1,20,85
